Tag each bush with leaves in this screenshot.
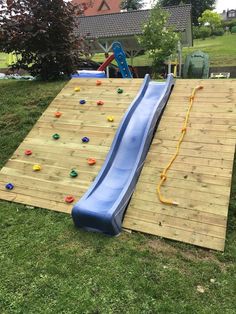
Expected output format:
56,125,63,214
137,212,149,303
198,26,211,39
138,4,179,74
198,9,222,34
0,0,90,80
211,27,224,36
232,26,236,34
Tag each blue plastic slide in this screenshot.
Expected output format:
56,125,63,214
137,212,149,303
72,74,174,235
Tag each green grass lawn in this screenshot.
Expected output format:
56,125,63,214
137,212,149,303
0,80,236,313
183,34,236,67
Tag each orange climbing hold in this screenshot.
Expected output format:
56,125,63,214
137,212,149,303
96,80,102,86
54,111,62,118
65,195,75,203
87,158,96,165
97,100,104,106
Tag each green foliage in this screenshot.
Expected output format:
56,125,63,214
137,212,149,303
0,0,90,80
231,26,236,33
120,0,144,10
138,4,179,72
198,26,212,40
193,26,201,39
198,9,222,32
212,27,224,36
157,0,216,25
222,18,236,32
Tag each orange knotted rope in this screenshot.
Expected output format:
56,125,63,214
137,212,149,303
157,85,204,205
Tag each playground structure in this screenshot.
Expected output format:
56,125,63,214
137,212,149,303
0,45,236,250
183,50,209,79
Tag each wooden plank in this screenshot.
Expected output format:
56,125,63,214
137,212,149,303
125,79,236,251
123,217,225,251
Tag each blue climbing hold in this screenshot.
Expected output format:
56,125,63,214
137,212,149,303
5,183,14,190
82,137,90,143
80,100,86,105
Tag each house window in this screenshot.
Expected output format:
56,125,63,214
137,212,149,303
228,11,236,18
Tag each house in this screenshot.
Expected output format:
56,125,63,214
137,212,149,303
76,4,193,58
73,0,121,16
220,9,236,21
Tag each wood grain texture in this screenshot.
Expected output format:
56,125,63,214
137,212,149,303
123,79,236,251
0,78,143,214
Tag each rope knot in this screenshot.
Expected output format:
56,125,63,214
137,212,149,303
160,174,167,181
181,127,187,133
190,96,194,101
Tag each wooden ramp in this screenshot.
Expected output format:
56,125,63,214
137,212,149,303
0,78,143,213
123,79,236,251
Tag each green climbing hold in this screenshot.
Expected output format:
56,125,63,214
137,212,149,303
70,169,78,178
117,88,123,94
52,133,60,140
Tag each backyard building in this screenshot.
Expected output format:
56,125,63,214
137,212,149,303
76,4,193,58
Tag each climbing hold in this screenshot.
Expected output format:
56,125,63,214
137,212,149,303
24,149,32,156
87,158,96,165
97,100,104,106
96,80,102,86
54,111,62,118
74,87,80,92
65,195,75,203
117,88,123,94
107,116,114,122
82,137,89,143
33,164,41,171
5,183,14,190
80,99,86,105
52,133,60,140
70,169,78,178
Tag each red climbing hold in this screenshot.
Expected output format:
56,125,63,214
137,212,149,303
24,149,32,156
54,111,62,118
97,100,104,106
65,195,75,203
87,158,96,165
96,80,102,86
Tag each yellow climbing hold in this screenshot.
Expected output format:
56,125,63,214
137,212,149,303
157,85,204,206
74,87,80,92
107,116,114,122
33,164,41,171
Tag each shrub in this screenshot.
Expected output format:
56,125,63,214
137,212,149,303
193,26,201,39
199,26,212,39
231,26,236,33
212,27,224,36
0,0,91,80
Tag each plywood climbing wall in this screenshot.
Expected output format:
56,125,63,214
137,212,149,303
0,78,143,213
123,79,236,251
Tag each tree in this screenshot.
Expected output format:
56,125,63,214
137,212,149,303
198,9,222,33
120,0,144,11
157,0,216,25
0,0,90,80
138,4,179,73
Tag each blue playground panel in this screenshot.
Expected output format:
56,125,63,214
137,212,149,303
71,70,106,78
112,42,133,79
72,74,174,235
